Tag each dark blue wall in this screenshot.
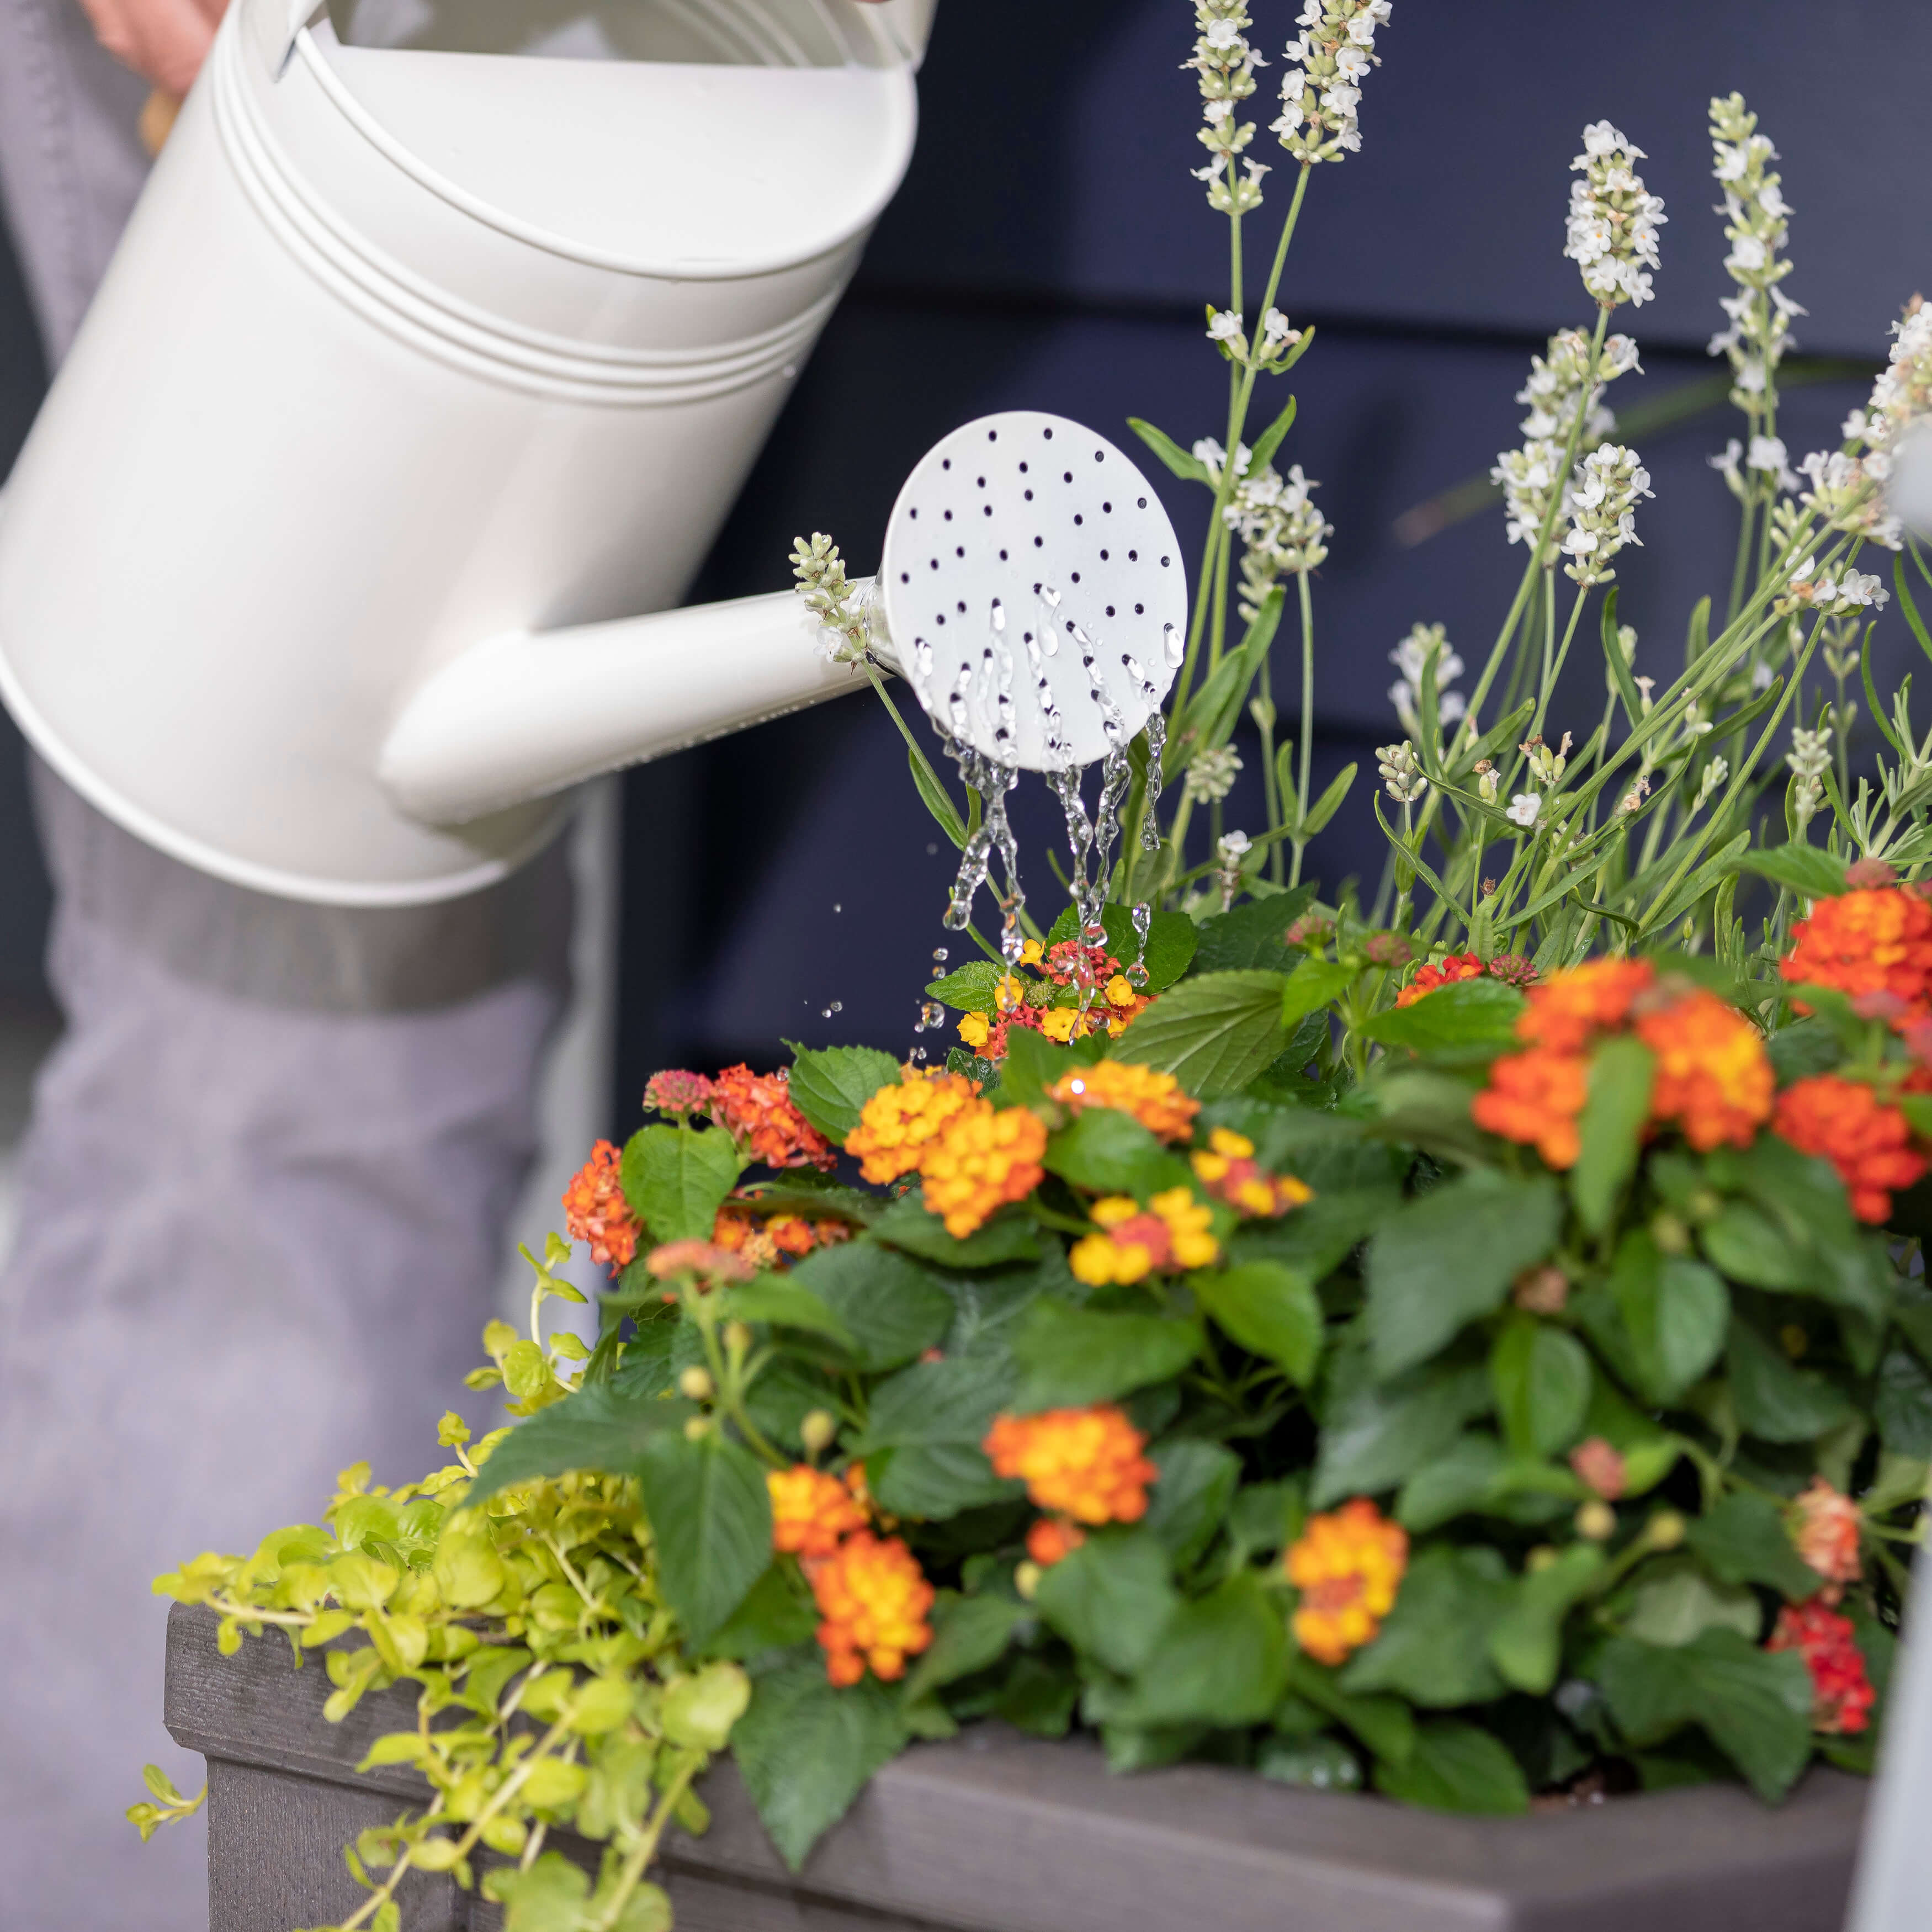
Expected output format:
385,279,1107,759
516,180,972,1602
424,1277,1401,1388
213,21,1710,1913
618,0,1924,1103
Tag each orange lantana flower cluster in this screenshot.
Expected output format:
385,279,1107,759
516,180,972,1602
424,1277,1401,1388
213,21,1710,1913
1285,1498,1409,1666
1190,1127,1314,1219
561,1141,641,1275
984,1404,1159,1567
713,1204,852,1271
1397,951,1538,1007
768,1464,869,1561
709,1064,836,1172
1773,1075,1928,1225
1068,1188,1218,1285
845,1070,981,1185
1472,960,1774,1167
916,1098,1049,1239
1782,884,1932,1016
808,1530,936,1687
1047,1060,1200,1142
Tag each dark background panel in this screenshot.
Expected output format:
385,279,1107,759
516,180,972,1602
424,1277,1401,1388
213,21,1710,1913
866,0,1932,360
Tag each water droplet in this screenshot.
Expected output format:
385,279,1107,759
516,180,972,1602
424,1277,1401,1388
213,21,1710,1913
922,1001,946,1029
910,1045,929,1063
829,1001,843,1013
931,947,949,962
832,903,843,914
821,1007,834,1018
926,842,939,856
1164,623,1184,667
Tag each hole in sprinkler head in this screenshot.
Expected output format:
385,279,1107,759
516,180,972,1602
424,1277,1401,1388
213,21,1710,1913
1106,606,1116,617
1071,571,1081,582
936,613,947,624
958,601,967,613
930,559,939,570
1138,496,1148,508
1135,602,1145,615
899,572,909,582
956,546,965,557
1161,556,1172,566
1020,461,1029,473
1025,490,1034,501
1074,514,1084,526
944,509,953,521
1100,549,1109,560
1064,471,1073,483
1129,550,1138,561
1034,536,1044,547
999,549,1009,560
1103,502,1113,513
942,459,951,470
989,429,999,441
977,476,986,487
984,506,993,516
909,507,919,519
1044,427,1054,439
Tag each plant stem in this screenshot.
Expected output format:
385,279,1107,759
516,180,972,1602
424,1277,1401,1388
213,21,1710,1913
1292,571,1315,885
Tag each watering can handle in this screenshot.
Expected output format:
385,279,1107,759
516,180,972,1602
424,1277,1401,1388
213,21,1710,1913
250,0,935,77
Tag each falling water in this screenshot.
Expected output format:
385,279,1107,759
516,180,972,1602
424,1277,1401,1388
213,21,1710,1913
942,741,1026,967
1128,900,1153,988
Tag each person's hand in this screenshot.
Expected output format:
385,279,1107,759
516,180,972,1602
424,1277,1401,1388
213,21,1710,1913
78,0,227,98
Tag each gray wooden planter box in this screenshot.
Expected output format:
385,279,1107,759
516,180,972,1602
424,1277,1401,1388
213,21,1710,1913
166,1602,1867,1932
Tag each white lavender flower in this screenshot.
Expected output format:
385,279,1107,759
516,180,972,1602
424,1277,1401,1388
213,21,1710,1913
1506,792,1543,829
1387,621,1466,734
1187,2,1266,211
1781,558,1890,617
1272,0,1391,165
1192,437,1252,484
1564,122,1666,310
1493,329,1641,562
1185,745,1244,803
1227,462,1332,618
1800,297,1932,550
790,532,871,665
1376,739,1427,805
1562,444,1653,586
1691,756,1728,813
1787,724,1830,831
1705,95,1802,447
1522,731,1573,785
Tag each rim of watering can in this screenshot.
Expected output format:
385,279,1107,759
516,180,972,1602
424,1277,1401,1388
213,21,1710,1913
271,0,923,283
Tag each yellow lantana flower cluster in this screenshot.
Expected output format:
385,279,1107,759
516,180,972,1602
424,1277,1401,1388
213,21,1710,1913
1069,1188,1218,1285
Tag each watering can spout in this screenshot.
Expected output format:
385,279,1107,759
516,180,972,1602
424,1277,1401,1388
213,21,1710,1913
377,592,894,827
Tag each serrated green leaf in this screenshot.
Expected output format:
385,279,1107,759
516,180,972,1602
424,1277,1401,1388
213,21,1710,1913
1362,978,1525,1052
788,1239,953,1372
1489,1545,1604,1694
1597,1630,1813,1802
461,1382,693,1509
1108,1573,1288,1727
1280,957,1356,1031
634,1431,772,1644
1374,1721,1529,1814
902,1593,1028,1703
1738,843,1850,901
1141,1440,1240,1571
621,1123,744,1244
1192,1260,1324,1386
786,1044,901,1145
713,1279,857,1351
1312,1361,1493,1506
1044,1108,1190,1198
870,1193,1041,1268
1365,1170,1563,1380
1605,1232,1730,1405
1489,1317,1590,1461
732,1658,907,1870
1116,970,1290,1096
1727,1317,1859,1443
1684,1492,1821,1600
1340,1545,1511,1706
1034,1528,1179,1677
1011,1300,1203,1411
926,961,1007,1015
1191,887,1316,973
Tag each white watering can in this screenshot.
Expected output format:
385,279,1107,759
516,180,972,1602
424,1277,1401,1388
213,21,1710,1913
0,0,933,906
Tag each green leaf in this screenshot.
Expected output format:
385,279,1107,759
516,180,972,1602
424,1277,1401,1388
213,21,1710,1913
1606,1232,1729,1405
1312,1360,1493,1506
857,1352,1015,1452
704,1563,819,1661
907,743,968,849
1112,1573,1288,1727
1766,1019,1843,1084
870,1193,1041,1269
1257,1734,1363,1791
1682,1492,1821,1600
902,1594,1028,1702
1233,1186,1400,1281
926,962,1007,1015
1489,1545,1604,1694
1298,763,1357,842
1365,1171,1564,1380
1727,1317,1859,1443
995,1026,1107,1108
1374,1721,1530,1815
713,1279,857,1351
1739,843,1850,901
1192,1260,1325,1386
1597,1631,1814,1803
786,1045,902,1145
1127,416,1210,484
789,1239,953,1372
1340,1545,1512,1707
1875,1342,1932,1457
1044,1108,1190,1198
1280,957,1357,1031
620,1123,744,1244
1011,1299,1203,1411
1572,1037,1655,1236
1283,1654,1416,1765
1117,970,1290,1097
1395,1432,1513,1533
1247,390,1300,473
1489,1317,1591,1460
732,1657,908,1870
1701,1202,1813,1290
1034,1528,1180,1677
634,1431,773,1644
1362,978,1525,1053
1622,1560,1763,1647
1191,887,1316,973
1141,1441,1241,1571
461,1382,693,1508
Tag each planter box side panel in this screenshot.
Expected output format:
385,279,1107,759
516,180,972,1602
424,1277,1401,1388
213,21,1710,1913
206,1756,463,1932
